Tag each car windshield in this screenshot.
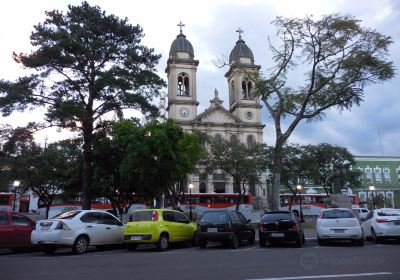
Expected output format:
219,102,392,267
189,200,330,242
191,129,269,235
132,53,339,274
200,211,228,223
262,213,293,223
130,211,153,221
321,209,355,219
52,210,81,219
377,210,400,216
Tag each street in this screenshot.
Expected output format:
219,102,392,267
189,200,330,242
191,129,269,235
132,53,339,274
1,240,399,280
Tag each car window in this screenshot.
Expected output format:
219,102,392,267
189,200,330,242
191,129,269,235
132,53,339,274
377,210,400,216
230,212,241,224
99,213,121,225
163,211,175,222
262,213,293,223
321,209,355,219
11,214,32,226
173,212,189,223
0,213,9,225
52,210,81,219
131,211,154,221
80,212,101,223
362,209,369,213
237,212,248,223
200,211,228,223
365,211,374,220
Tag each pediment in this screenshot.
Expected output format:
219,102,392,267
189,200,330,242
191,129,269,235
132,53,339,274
198,107,240,124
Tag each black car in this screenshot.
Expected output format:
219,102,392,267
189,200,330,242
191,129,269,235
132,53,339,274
197,210,255,249
258,211,305,247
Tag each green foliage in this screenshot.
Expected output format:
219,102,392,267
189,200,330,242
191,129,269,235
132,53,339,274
0,2,165,209
251,14,395,211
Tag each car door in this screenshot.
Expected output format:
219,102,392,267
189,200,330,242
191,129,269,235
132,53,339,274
98,213,124,244
10,213,34,247
162,211,181,241
173,212,193,241
362,210,374,237
0,212,13,247
236,212,252,240
80,212,107,244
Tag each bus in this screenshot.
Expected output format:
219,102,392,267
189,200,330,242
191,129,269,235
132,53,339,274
279,193,360,217
165,193,259,222
0,192,30,212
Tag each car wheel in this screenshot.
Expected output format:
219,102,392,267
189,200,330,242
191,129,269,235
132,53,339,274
371,228,381,244
127,244,138,251
230,234,239,249
43,246,57,255
157,234,169,251
72,236,89,254
259,238,266,247
248,232,255,245
198,239,207,248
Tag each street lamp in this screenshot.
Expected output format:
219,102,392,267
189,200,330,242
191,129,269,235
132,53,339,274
369,186,376,209
12,180,20,211
296,184,304,222
188,183,194,221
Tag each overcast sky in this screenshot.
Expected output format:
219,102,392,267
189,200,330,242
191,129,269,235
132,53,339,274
1,0,399,156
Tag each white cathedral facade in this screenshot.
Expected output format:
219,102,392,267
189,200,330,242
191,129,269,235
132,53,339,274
165,25,268,208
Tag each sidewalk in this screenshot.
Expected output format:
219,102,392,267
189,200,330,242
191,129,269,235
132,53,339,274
304,228,317,241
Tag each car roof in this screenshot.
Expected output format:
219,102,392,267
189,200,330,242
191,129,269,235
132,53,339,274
321,208,352,211
264,211,291,214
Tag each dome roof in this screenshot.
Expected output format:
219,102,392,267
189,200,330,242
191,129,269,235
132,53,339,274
229,38,254,64
169,33,194,59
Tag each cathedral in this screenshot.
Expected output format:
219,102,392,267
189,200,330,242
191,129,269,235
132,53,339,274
165,23,268,208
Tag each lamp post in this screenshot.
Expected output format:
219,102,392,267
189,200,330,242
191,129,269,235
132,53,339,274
12,180,20,211
296,184,304,222
369,186,376,209
188,183,194,221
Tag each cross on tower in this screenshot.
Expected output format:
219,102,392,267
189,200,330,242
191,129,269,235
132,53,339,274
236,27,244,39
178,21,185,34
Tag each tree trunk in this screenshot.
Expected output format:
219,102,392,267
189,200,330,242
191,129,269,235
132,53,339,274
81,120,93,210
270,139,285,211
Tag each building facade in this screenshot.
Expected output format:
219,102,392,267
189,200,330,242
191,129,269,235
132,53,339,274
354,156,400,209
165,25,267,207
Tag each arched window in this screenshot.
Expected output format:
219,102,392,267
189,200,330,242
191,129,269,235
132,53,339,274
214,134,223,144
177,73,189,96
246,135,254,149
199,183,207,193
241,79,253,100
230,81,235,105
230,134,238,143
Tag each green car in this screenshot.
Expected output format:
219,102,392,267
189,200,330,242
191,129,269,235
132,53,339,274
124,209,197,251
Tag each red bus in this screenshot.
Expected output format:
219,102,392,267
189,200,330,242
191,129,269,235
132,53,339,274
165,193,258,221
280,193,360,216
0,192,30,212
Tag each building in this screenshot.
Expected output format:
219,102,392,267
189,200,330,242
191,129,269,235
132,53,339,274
354,156,400,209
165,24,267,207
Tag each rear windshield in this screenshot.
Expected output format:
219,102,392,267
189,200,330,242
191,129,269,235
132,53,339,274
200,211,228,223
377,211,400,216
130,211,153,221
262,213,293,223
52,210,81,219
321,209,355,219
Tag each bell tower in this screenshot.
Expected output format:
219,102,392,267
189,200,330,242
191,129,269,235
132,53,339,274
166,22,199,122
225,28,262,124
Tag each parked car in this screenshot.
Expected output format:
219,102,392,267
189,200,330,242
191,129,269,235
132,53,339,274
258,211,305,247
196,210,255,249
124,209,197,251
31,210,124,254
361,208,400,243
0,210,36,251
316,208,364,246
354,207,370,220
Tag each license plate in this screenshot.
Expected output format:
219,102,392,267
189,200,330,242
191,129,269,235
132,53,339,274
271,233,284,237
131,236,142,241
207,228,218,233
333,229,345,233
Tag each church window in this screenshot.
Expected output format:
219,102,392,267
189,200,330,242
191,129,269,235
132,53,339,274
383,168,390,183
214,134,223,144
246,135,255,149
230,134,238,143
365,168,372,183
374,167,382,183
230,81,235,105
241,79,253,100
199,183,207,193
177,73,189,96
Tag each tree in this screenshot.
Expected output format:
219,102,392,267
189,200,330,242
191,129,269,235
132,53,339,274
253,14,395,210
207,137,266,211
0,2,165,209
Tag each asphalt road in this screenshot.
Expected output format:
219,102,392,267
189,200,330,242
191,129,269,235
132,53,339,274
1,240,399,280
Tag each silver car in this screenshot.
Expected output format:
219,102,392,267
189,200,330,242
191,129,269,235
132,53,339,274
316,208,364,246
361,208,400,243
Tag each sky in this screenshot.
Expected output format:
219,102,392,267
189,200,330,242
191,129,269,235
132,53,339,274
1,0,399,156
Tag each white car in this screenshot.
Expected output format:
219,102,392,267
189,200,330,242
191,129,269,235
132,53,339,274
355,208,370,220
361,208,400,243
31,210,125,254
316,208,364,246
